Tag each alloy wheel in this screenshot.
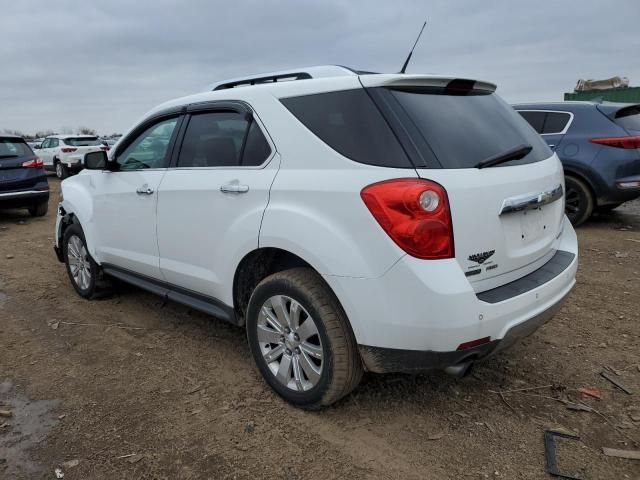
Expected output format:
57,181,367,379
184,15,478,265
67,235,91,290
257,295,324,392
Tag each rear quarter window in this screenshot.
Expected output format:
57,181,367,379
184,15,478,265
280,89,412,168
614,105,640,132
388,89,552,168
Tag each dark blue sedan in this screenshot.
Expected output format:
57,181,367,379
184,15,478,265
514,102,640,225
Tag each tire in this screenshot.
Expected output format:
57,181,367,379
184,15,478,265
28,201,48,217
564,176,594,226
55,160,69,179
246,268,363,409
62,224,102,299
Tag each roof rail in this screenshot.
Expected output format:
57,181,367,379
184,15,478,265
208,65,358,91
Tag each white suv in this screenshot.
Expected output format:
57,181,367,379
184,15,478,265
38,134,107,179
54,66,578,408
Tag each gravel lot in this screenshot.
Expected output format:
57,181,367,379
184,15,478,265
1,177,639,479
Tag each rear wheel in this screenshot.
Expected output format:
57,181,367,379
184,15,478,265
564,176,594,226
246,268,363,409
55,160,69,179
28,201,48,217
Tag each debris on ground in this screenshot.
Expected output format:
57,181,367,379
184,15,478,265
127,454,144,464
544,430,582,480
577,387,602,400
5,254,14,260
427,433,444,441
601,447,640,460
0,410,12,418
245,421,255,433
54,467,64,478
600,371,634,395
61,459,79,468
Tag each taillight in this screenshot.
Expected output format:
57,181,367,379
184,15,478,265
361,178,454,259
100,146,110,151
61,147,77,153
22,157,44,168
590,135,640,149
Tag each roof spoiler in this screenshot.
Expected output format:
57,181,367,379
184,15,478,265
359,75,497,93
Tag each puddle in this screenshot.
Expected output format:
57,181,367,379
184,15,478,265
0,381,60,478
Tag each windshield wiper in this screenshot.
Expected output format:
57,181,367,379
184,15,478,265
474,144,532,169
0,155,19,159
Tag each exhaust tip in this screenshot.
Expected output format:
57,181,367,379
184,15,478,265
444,360,474,379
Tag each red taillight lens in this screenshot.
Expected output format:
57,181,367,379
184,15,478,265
590,135,640,149
361,178,454,259
61,147,77,153
22,157,44,168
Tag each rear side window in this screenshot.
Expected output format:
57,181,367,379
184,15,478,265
177,112,271,168
518,111,545,133
0,138,32,158
614,105,640,132
281,89,412,168
543,112,571,134
389,89,551,168
518,111,572,135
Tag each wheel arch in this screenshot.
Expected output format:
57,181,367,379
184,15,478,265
59,183,99,259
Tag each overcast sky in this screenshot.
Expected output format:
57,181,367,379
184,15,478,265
2,0,639,135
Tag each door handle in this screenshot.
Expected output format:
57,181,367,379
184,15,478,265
220,183,249,194
136,184,154,195
548,144,556,149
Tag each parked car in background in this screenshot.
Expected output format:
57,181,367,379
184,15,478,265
38,134,108,179
0,135,49,217
55,66,577,408
27,140,42,150
514,102,640,225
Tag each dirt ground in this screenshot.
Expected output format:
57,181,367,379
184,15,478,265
0,176,638,480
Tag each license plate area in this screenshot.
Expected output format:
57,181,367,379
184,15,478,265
520,207,546,244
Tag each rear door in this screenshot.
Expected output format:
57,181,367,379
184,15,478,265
367,85,565,291
38,138,54,167
156,103,278,300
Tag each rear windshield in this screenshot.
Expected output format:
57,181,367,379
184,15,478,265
0,138,32,158
614,105,640,132
388,88,552,168
64,137,101,146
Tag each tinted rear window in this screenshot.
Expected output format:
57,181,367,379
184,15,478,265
0,138,32,158
614,105,640,132
64,137,101,146
281,89,412,168
389,89,551,168
543,112,571,134
518,111,545,133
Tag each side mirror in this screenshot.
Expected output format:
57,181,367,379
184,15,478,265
83,150,108,170
33,144,41,150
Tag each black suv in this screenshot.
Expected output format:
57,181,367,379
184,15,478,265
0,136,49,217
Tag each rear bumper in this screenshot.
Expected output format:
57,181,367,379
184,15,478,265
324,216,578,373
359,288,568,373
0,188,49,208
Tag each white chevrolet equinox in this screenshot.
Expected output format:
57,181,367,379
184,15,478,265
54,66,578,408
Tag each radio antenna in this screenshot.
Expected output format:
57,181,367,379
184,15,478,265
399,20,427,74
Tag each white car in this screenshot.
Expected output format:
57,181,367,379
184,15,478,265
54,66,578,408
38,134,107,179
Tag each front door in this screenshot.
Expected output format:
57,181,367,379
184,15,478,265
156,107,279,302
91,116,181,280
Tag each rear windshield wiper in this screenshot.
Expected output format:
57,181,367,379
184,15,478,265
0,155,19,159
474,144,532,169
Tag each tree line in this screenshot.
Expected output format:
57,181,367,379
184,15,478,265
2,127,122,140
